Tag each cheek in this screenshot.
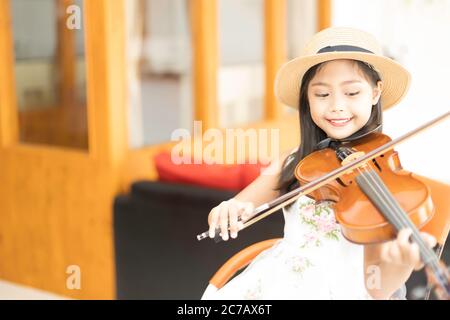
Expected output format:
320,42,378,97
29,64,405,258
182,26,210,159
351,94,374,119
351,104,373,128
308,100,326,121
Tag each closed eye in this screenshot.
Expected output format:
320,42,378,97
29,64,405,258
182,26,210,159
315,94,329,98
347,91,360,96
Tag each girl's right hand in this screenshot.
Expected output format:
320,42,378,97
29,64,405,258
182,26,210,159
208,199,255,241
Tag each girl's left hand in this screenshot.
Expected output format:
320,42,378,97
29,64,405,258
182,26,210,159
380,228,437,271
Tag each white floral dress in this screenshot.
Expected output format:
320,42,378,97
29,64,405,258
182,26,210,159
205,196,407,300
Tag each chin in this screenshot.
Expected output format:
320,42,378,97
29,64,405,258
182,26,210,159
325,130,355,140
323,123,364,141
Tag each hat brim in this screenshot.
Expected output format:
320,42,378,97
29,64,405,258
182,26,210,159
274,52,411,111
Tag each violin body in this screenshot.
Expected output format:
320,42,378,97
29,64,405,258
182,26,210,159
295,132,435,244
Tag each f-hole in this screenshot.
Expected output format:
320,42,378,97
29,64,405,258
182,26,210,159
372,158,382,172
336,177,348,187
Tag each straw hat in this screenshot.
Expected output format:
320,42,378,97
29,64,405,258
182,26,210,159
274,27,411,110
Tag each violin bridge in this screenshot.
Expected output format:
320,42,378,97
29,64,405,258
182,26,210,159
340,151,367,169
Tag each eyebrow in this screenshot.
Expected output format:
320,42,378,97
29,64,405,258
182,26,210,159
310,80,362,87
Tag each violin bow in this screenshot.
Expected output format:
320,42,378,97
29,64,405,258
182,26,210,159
196,110,450,242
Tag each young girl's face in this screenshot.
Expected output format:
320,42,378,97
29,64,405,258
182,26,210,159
307,59,383,140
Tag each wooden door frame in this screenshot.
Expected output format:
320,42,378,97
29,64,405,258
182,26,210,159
0,0,18,147
0,0,128,167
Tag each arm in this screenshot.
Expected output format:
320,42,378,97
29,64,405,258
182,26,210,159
208,147,297,240
232,148,296,207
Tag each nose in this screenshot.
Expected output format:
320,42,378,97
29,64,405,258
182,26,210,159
330,94,346,113
331,106,344,113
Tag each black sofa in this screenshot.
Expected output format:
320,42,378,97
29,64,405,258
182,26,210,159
113,180,284,299
114,180,449,300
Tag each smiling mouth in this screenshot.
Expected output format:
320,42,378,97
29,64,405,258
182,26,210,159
326,117,353,127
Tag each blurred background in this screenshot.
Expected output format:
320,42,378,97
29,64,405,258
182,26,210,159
0,0,449,299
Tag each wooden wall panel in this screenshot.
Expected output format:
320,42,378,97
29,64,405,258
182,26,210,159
264,0,287,120
190,0,218,131
317,0,332,31
0,0,18,147
0,147,116,298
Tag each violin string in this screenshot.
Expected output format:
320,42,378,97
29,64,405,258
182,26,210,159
366,167,438,265
354,167,405,226
336,145,447,290
336,149,428,256
355,166,434,262
354,165,439,271
360,167,448,287
365,168,444,277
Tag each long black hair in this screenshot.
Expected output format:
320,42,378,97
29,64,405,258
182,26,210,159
276,60,383,195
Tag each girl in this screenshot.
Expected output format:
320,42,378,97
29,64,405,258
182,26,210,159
205,27,437,300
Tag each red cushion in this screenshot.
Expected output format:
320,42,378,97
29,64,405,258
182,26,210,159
153,152,266,191
241,162,265,187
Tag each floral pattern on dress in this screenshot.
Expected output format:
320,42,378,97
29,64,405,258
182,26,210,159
298,199,341,248
205,195,375,300
285,255,314,276
244,278,263,299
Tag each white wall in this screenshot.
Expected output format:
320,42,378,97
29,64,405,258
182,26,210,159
333,0,450,183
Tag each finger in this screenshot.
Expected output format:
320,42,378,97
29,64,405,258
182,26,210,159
208,207,219,238
409,243,423,271
397,228,412,244
420,232,437,249
380,241,392,264
388,240,402,265
219,203,229,241
397,228,413,262
238,202,249,221
228,202,239,239
240,202,255,222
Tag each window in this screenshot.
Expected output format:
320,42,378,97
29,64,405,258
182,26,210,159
12,0,88,149
218,0,265,127
126,0,193,148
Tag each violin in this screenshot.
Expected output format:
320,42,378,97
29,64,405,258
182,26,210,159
297,131,434,245
197,111,450,299
297,131,449,299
